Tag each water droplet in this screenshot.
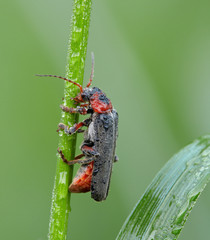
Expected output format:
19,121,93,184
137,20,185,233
171,227,182,236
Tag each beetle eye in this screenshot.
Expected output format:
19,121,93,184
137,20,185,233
81,93,89,101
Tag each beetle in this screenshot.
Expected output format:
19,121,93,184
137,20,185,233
37,54,118,201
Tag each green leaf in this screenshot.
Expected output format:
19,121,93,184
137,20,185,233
116,135,210,240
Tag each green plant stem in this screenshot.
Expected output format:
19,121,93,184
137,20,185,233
48,1,92,239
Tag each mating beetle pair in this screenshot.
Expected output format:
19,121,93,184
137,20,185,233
38,55,118,201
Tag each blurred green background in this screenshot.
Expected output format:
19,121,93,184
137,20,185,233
1,0,210,239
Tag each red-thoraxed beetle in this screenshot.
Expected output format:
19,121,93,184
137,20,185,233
37,54,118,201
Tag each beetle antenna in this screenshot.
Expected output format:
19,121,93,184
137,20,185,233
86,52,94,88
36,74,83,92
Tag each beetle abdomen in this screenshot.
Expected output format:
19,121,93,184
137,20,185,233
69,162,93,193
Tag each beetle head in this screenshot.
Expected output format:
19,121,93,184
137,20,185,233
74,87,102,102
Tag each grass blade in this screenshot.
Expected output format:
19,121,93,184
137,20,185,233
116,135,210,240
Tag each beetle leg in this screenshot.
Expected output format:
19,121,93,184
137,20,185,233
114,155,119,162
71,97,83,103
81,144,99,157
60,105,88,115
80,103,89,107
74,153,85,159
57,127,84,133
58,118,91,135
58,148,94,165
77,129,85,133
72,158,94,165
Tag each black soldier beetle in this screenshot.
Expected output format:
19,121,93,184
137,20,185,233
37,54,118,201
